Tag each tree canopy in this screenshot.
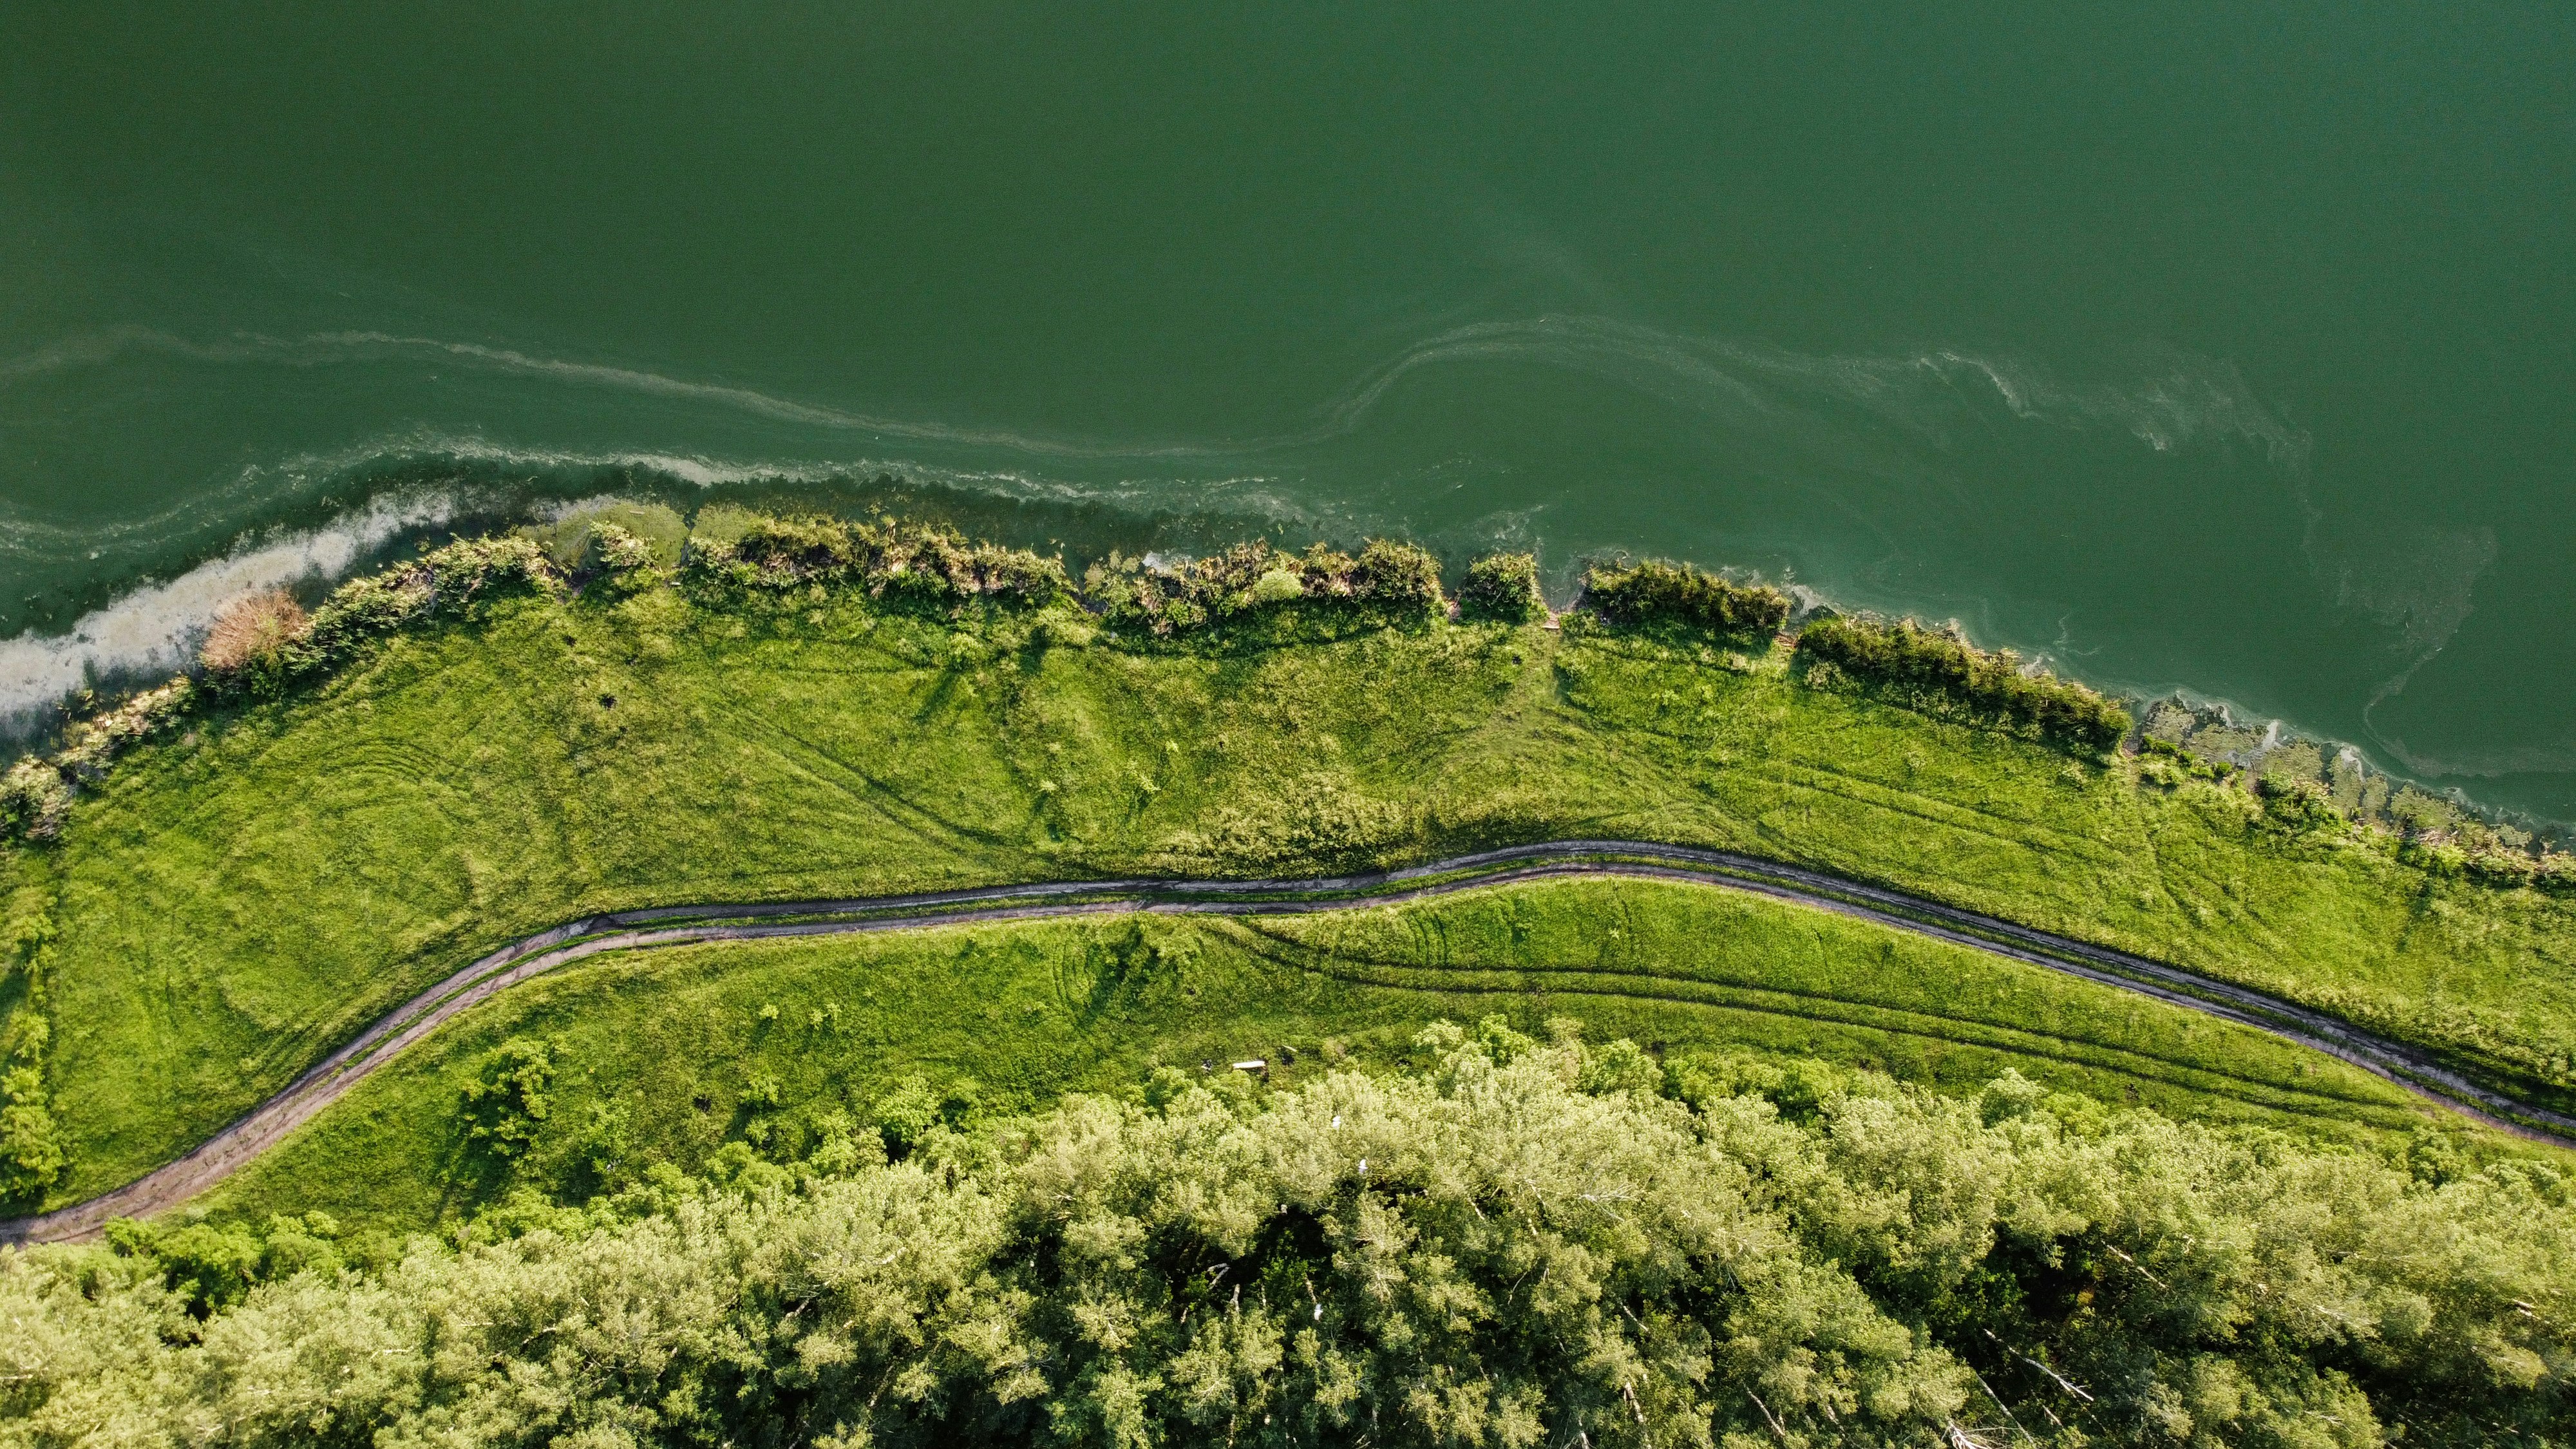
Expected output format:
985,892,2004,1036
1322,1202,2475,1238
5,1027,2571,1448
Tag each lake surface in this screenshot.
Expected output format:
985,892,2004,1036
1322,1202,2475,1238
5,5,2572,819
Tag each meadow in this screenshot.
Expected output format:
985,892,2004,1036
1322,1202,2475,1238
194,874,2459,1233
5,511,2575,1215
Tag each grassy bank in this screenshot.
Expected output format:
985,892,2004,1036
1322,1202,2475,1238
197,875,2454,1234
6,515,2576,1211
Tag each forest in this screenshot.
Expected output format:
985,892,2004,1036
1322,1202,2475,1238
6,1025,2569,1448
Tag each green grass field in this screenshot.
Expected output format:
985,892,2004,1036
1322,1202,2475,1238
198,875,2463,1233
10,560,2576,1213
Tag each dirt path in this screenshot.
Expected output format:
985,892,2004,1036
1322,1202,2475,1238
10,840,2571,1244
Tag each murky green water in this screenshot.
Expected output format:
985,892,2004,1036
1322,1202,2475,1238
4,5,2571,817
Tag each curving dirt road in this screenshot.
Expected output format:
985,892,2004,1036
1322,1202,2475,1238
8,840,2572,1245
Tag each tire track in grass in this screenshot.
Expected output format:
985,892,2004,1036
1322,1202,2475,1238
1227,923,2414,1122
10,840,2574,1244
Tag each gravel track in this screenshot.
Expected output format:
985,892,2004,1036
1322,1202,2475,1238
10,840,2570,1245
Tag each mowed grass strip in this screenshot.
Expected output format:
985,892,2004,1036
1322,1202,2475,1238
196,877,2472,1234
17,584,2576,1209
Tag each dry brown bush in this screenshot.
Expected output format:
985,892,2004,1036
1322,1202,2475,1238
200,589,308,672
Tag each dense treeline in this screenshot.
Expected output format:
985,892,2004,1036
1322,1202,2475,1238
1797,615,2133,752
8,1028,2570,1448
1580,560,1791,641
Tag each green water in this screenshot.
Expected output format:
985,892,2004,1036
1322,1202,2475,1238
4,5,2572,817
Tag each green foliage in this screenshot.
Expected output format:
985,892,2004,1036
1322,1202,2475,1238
0,761,71,844
13,1044,2574,1446
6,676,196,845
459,1037,556,1164
1797,614,2133,751
690,513,1072,609
686,500,765,551
1977,1066,2048,1125
1456,551,1546,623
0,1064,64,1204
1248,567,1304,605
867,1074,983,1157
583,523,664,592
2390,785,2461,836
97,1211,346,1319
871,1075,945,1155
1082,537,1444,636
1580,558,1791,640
2259,772,2341,833
1575,1034,1665,1095
0,883,62,1211
525,499,687,572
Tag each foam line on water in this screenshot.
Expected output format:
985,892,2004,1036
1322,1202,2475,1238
1,327,1210,461
0,433,1330,724
5,318,2314,473
247,433,1321,533
1314,316,2314,469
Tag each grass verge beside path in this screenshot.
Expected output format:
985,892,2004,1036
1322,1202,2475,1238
12,580,2576,1210
198,876,2471,1233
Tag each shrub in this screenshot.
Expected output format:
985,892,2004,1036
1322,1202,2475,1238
1580,558,1789,639
2466,849,2541,887
0,1063,64,1205
1081,538,1444,637
459,1038,556,1163
691,515,1071,610
102,1218,265,1318
1350,537,1444,611
191,540,556,709
870,1075,945,1155
0,760,73,843
1797,614,2132,752
542,520,671,597
1248,567,1304,605
198,590,308,695
51,679,192,781
726,515,862,583
585,522,662,580
301,568,434,666
528,501,687,572
418,536,562,614
2258,773,2340,833
2539,854,2576,895
1457,551,1545,623
685,502,766,555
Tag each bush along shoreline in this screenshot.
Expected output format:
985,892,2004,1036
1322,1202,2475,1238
1578,558,1792,641
1794,614,2133,753
2,504,2565,888
8,1027,2573,1448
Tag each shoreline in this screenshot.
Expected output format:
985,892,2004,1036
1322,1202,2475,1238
6,493,2562,857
